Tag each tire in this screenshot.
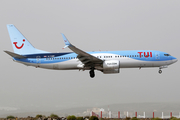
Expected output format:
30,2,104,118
89,70,95,78
159,70,162,74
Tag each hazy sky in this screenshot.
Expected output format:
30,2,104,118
0,0,180,112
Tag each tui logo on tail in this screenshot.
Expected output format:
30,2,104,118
13,39,25,49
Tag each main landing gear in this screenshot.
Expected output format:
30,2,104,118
89,68,95,78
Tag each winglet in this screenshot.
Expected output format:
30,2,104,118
61,33,71,49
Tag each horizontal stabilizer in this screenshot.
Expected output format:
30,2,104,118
4,51,27,59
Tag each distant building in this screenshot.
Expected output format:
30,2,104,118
86,107,103,114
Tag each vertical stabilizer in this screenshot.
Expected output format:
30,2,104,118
7,24,49,55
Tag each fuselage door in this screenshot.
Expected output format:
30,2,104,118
155,52,160,60
36,56,41,64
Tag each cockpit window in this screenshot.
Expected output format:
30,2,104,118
164,54,171,56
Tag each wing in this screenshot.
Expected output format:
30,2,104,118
61,33,103,68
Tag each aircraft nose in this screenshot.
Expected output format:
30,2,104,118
172,56,178,63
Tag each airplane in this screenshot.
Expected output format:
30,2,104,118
4,24,178,78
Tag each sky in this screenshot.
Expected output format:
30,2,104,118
0,0,180,113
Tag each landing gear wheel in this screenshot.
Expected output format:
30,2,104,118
159,69,162,74
89,70,95,78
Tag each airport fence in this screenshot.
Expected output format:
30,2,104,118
91,111,180,119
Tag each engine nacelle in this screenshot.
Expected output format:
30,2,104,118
103,60,120,74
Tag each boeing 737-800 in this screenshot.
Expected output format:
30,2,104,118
4,24,178,78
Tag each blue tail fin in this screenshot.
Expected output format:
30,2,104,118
7,24,49,55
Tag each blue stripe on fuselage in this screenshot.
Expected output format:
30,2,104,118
24,52,72,58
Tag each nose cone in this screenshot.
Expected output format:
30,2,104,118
172,56,178,63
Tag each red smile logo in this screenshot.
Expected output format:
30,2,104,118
13,39,25,49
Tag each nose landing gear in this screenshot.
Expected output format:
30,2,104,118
158,69,162,74
158,66,168,74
